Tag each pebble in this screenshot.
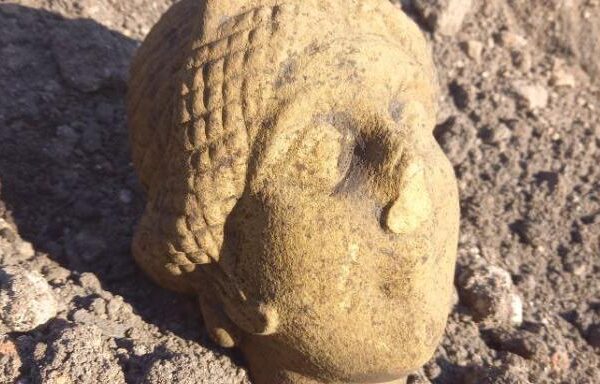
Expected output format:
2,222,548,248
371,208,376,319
0,336,22,383
78,272,102,291
462,40,484,62
0,266,58,332
457,260,523,325
509,293,523,326
512,82,549,110
550,349,570,372
411,0,474,36
551,67,576,88
499,31,528,48
15,241,35,259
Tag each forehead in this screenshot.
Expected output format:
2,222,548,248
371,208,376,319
272,35,437,120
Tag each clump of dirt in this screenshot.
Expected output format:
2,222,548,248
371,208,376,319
0,0,598,383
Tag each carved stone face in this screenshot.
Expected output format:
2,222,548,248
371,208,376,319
223,41,460,383
128,1,459,383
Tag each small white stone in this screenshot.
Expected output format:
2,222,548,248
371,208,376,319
513,82,549,110
509,293,523,326
499,31,528,48
551,67,576,88
462,40,484,62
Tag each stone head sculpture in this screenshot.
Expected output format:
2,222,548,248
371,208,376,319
127,0,459,383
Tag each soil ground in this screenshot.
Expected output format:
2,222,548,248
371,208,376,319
0,0,598,383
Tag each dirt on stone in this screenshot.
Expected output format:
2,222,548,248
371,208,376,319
0,1,598,383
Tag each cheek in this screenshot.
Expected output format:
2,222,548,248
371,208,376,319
428,143,460,261
255,195,383,312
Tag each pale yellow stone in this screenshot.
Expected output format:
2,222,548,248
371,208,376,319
127,1,460,383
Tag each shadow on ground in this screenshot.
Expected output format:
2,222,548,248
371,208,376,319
0,4,229,352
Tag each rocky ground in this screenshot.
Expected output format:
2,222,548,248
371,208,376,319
0,0,598,383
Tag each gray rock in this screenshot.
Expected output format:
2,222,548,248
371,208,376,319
50,19,134,92
0,266,58,332
457,259,523,325
142,352,249,384
36,323,125,384
0,336,22,384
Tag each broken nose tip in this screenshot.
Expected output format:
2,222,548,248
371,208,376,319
385,163,432,235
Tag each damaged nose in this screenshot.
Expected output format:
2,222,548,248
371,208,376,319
385,160,432,235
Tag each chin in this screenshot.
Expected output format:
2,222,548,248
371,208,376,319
347,370,412,384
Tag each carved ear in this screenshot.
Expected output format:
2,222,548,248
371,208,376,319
198,289,241,348
221,293,280,336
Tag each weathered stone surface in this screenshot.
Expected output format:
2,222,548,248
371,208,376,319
142,352,248,384
0,266,57,332
127,1,460,383
35,323,125,384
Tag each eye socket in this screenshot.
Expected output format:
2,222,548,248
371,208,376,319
352,134,390,169
267,109,403,195
280,121,352,190
333,115,404,196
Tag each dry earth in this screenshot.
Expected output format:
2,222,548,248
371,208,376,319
0,0,598,383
